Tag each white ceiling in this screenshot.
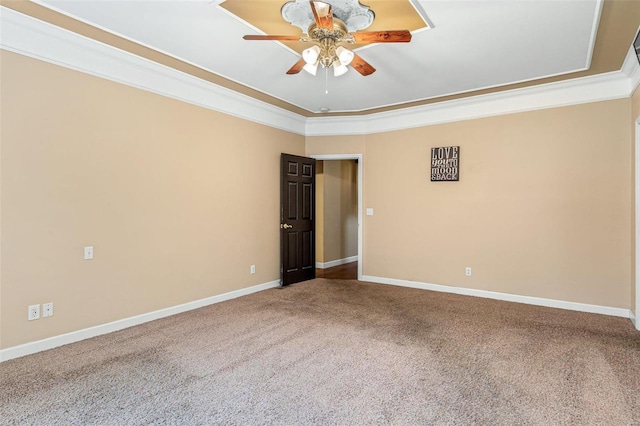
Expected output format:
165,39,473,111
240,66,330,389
34,0,602,114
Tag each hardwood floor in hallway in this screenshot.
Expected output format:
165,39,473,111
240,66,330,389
316,262,358,280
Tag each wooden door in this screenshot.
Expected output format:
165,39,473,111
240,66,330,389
280,153,316,286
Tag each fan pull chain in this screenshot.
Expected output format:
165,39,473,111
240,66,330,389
325,67,329,94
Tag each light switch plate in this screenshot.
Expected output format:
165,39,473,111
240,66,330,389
84,246,94,260
366,208,374,216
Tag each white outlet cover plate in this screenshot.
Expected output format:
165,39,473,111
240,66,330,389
43,302,54,317
366,208,374,216
84,246,94,260
28,304,40,321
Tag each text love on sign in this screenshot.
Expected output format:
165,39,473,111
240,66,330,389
431,146,459,182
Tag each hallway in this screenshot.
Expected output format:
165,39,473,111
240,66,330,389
315,262,357,280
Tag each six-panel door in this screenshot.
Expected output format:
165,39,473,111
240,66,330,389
280,153,316,286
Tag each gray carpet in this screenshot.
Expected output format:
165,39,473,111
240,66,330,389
1,278,639,425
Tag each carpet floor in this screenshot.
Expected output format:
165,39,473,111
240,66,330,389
1,278,639,425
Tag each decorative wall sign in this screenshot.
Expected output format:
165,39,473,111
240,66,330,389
431,146,459,181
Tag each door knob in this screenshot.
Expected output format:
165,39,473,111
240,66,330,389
281,224,293,229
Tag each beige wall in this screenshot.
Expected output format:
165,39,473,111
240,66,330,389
0,53,3,338
0,51,305,349
320,160,358,263
308,99,632,309
314,160,358,264
340,161,358,260
632,84,640,316
306,135,366,157
1,48,637,352
315,161,325,263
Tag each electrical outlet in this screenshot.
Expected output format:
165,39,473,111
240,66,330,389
43,302,54,318
465,267,472,277
28,304,40,321
250,265,256,274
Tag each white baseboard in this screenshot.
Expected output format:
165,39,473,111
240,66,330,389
0,280,280,363
361,275,632,319
631,310,638,330
316,256,358,269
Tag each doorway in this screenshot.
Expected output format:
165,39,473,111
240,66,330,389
312,154,363,280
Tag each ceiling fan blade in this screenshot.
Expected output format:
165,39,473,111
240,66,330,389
310,1,334,30
243,35,302,41
351,54,376,76
286,58,307,75
352,30,412,43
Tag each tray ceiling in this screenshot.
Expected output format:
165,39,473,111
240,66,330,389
3,0,640,116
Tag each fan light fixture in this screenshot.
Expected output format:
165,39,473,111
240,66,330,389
243,1,412,78
302,45,321,64
336,46,355,65
303,62,319,75
301,36,355,76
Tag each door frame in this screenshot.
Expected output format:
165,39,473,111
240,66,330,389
635,117,640,330
311,154,363,281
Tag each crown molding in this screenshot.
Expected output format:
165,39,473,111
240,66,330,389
0,6,307,136
621,42,640,95
584,0,604,71
1,6,637,138
306,67,634,136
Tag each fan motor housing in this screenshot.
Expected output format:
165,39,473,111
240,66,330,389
308,19,353,67
307,19,350,43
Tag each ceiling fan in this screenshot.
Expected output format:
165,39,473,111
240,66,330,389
243,1,412,77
